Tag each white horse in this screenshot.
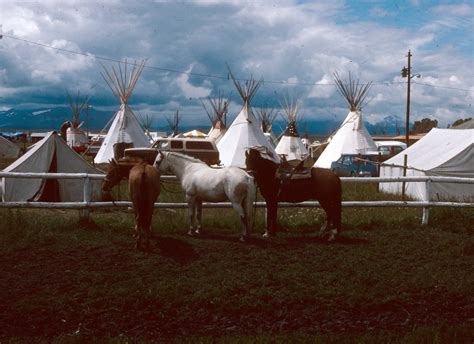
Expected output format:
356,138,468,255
154,151,256,241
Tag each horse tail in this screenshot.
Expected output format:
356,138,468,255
135,164,150,227
244,174,257,232
333,174,343,231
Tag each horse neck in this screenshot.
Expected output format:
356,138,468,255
167,154,191,180
253,158,279,193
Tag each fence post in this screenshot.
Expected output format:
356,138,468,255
80,176,91,221
402,154,408,200
422,178,431,225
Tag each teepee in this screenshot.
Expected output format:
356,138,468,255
0,136,20,159
66,91,90,151
166,110,181,137
203,91,229,143
217,68,280,168
275,96,308,163
94,60,150,164
314,72,376,168
258,107,278,148
2,131,103,202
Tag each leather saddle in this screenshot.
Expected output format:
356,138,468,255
275,159,312,181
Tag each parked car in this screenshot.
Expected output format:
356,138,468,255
123,137,220,166
330,153,379,177
374,141,407,161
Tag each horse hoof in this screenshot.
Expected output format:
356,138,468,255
187,230,195,237
262,231,276,238
327,229,338,242
195,229,202,235
239,236,249,243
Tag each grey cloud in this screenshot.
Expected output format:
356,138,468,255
0,0,472,128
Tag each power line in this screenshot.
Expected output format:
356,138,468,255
2,33,473,92
412,81,473,92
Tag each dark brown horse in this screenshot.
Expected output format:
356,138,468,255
245,147,342,241
102,159,161,250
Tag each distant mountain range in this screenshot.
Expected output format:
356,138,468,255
0,107,403,136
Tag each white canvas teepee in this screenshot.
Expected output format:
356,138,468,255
258,107,278,148
275,96,308,163
203,92,229,143
314,72,376,168
94,60,150,164
0,136,20,159
66,91,90,150
2,132,104,202
380,128,474,201
217,69,280,168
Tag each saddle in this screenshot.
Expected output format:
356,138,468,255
275,159,312,181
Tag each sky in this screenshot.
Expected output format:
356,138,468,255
0,0,472,130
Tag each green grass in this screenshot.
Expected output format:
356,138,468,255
0,184,473,342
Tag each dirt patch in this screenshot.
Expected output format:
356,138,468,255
1,244,473,341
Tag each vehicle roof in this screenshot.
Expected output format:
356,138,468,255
340,151,380,156
155,137,214,142
374,140,407,147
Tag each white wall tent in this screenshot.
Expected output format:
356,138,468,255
0,136,20,159
94,61,150,164
379,128,474,201
314,73,375,168
2,131,104,202
217,70,280,168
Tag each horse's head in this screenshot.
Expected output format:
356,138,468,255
153,150,171,174
245,148,262,174
102,158,122,199
246,146,279,177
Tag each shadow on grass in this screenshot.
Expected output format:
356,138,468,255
189,231,271,248
189,230,369,249
279,234,369,248
151,236,199,264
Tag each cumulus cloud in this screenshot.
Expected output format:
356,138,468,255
175,65,212,99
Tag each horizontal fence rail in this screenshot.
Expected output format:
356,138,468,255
1,172,473,225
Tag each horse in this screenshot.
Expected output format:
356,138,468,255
245,146,342,241
154,151,256,242
102,158,161,250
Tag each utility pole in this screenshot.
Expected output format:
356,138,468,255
401,50,412,147
401,50,420,147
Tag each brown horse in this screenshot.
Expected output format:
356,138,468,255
102,159,161,250
245,147,342,241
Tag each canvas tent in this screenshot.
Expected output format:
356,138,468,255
94,60,150,164
379,128,474,201
275,96,308,163
65,91,90,151
258,107,278,148
0,135,20,159
314,72,376,168
217,69,280,168
2,131,104,202
183,130,207,138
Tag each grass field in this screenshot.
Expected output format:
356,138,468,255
0,182,473,343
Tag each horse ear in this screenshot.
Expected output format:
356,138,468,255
245,151,249,158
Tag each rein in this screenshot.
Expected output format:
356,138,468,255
159,178,183,194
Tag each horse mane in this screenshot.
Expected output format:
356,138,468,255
248,148,278,175
166,151,206,165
